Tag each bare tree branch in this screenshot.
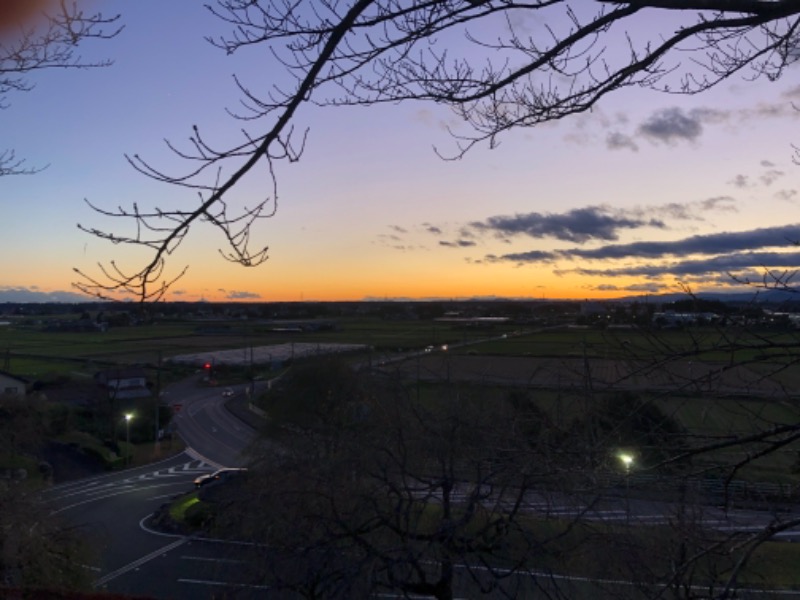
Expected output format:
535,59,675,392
76,1,800,300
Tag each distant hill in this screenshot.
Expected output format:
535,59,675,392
0,288,91,303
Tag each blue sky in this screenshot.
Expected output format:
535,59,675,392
2,1,800,302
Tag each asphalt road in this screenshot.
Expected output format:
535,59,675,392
40,453,215,597
162,374,262,468
39,374,268,599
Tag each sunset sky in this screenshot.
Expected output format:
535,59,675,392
2,1,800,303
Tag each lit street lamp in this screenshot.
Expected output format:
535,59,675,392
125,413,133,466
619,452,634,474
618,451,635,519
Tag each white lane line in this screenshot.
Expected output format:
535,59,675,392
93,537,189,588
51,481,194,515
41,452,195,494
180,556,245,564
179,578,270,590
149,493,182,501
184,447,227,471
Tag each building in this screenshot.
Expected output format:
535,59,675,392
94,367,151,400
0,371,27,398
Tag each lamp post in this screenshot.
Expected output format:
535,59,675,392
619,452,635,519
619,452,634,475
124,413,133,466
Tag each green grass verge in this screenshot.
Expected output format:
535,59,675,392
169,492,202,523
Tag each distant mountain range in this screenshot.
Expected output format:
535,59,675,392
0,288,91,303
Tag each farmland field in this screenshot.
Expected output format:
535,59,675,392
4,314,800,485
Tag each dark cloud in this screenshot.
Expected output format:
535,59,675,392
227,290,261,300
486,250,555,263
593,283,667,293
653,202,694,220
699,196,737,212
425,225,442,235
630,197,736,222
775,189,798,202
749,101,800,119
439,239,476,248
390,225,408,234
378,233,403,243
485,224,800,268
638,108,703,144
760,169,785,186
729,174,750,188
623,283,667,292
560,224,800,261
635,107,730,145
471,206,664,244
606,131,638,152
556,251,800,279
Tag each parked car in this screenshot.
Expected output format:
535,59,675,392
194,467,247,489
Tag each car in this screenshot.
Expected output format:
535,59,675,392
222,388,234,398
194,467,248,489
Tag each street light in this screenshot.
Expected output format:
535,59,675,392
618,451,635,520
619,452,634,474
124,413,133,466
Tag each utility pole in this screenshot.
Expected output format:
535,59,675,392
154,350,162,445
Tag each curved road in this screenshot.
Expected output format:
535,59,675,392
41,374,266,599
167,375,261,468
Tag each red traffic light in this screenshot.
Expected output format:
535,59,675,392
203,362,211,370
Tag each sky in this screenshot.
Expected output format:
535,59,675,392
2,1,800,303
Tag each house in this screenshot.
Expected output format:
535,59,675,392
95,367,151,400
0,371,27,398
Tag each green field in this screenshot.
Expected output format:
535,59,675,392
5,315,800,483
0,316,518,379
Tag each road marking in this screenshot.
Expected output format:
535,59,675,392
184,447,228,471
150,493,181,501
41,452,197,493
179,578,271,590
51,481,193,515
94,537,189,588
180,556,245,564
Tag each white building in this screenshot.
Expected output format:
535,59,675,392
95,367,151,400
0,371,27,398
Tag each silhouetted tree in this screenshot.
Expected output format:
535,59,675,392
227,365,612,598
